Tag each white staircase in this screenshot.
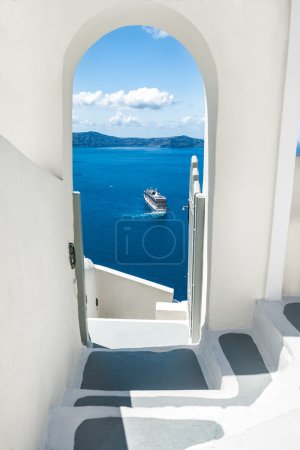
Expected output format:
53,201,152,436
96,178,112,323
44,298,300,450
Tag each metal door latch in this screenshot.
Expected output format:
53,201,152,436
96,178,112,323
69,242,76,269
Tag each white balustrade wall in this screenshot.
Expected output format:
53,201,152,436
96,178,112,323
85,259,174,320
0,136,81,450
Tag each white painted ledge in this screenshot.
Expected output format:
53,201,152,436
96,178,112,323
84,258,174,320
87,318,189,349
94,265,174,292
156,301,188,321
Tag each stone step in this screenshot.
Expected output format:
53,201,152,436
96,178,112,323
283,298,300,334
44,302,300,450
81,347,208,391
252,298,300,373
66,332,271,409
70,330,239,393
44,406,224,450
88,318,190,349
199,409,300,450
45,330,279,449
63,386,236,408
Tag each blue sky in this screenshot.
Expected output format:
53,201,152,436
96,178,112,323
73,26,205,138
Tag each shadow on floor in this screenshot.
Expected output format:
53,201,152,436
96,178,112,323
216,333,272,406
77,334,271,408
81,349,208,391
76,396,133,407
74,418,224,450
284,303,300,333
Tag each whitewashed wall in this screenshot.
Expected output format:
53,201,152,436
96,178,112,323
0,0,297,331
0,137,81,450
0,1,299,447
283,157,300,295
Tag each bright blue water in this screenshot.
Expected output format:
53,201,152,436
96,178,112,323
73,147,204,300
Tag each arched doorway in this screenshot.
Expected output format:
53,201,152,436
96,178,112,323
72,25,204,297
63,1,218,340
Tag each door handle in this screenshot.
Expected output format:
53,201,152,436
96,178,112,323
182,203,189,223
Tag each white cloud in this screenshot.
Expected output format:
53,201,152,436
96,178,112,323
181,116,193,125
72,114,97,127
155,116,205,132
72,111,98,127
109,111,143,127
142,26,169,40
181,116,205,125
73,87,175,110
73,92,102,106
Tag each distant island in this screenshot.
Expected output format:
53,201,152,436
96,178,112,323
73,131,204,148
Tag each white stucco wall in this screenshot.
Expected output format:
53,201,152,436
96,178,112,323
283,157,300,295
204,0,293,328
0,137,81,450
0,0,298,330
86,262,173,320
264,0,300,301
0,1,299,446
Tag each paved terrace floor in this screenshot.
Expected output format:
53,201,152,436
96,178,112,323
81,349,208,391
45,299,300,450
76,333,271,408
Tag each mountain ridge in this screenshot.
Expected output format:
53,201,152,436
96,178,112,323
73,131,203,148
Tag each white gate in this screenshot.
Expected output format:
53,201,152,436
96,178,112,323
187,156,206,343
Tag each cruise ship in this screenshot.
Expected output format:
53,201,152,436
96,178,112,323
144,188,167,212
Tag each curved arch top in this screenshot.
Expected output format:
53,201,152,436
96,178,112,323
64,1,218,108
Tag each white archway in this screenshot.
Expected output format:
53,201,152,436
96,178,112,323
63,0,219,328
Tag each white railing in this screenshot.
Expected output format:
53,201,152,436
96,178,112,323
188,155,206,343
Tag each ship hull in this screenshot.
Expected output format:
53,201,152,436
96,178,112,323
144,193,167,212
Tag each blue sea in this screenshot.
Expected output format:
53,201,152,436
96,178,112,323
73,146,204,300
